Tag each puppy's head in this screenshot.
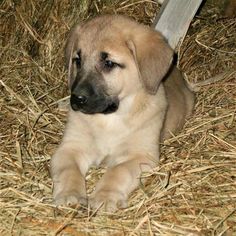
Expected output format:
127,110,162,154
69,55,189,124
65,15,173,114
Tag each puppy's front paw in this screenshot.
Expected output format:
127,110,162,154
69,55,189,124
54,191,87,207
89,189,127,212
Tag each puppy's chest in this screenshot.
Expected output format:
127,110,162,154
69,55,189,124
91,115,130,156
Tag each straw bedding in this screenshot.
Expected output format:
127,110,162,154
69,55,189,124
0,0,235,235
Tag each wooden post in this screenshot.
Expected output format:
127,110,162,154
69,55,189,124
153,0,203,51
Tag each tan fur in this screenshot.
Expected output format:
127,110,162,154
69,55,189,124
223,0,236,17
51,15,195,212
162,67,195,139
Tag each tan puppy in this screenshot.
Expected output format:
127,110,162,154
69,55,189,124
51,15,195,212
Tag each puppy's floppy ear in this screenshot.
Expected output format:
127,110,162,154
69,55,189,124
64,24,80,69
127,29,173,94
64,24,81,88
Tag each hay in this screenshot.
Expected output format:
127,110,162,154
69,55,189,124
0,0,235,235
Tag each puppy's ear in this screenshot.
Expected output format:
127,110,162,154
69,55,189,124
64,24,80,88
65,24,80,69
127,29,173,94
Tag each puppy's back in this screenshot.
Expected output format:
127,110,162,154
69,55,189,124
162,67,195,140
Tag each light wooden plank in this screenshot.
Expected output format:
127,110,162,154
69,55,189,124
153,0,203,51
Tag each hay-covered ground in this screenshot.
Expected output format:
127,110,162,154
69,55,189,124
0,0,235,235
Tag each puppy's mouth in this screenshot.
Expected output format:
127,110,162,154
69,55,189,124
101,100,119,114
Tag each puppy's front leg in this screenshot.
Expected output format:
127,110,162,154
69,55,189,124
51,143,91,206
90,155,155,212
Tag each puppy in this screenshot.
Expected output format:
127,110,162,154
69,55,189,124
51,15,195,212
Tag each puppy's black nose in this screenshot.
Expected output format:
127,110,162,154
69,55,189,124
70,94,88,111
71,94,88,105
76,95,87,104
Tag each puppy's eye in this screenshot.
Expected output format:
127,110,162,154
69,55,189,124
72,51,81,67
100,52,125,71
74,57,81,67
104,60,117,69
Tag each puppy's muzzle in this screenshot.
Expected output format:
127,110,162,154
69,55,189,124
70,81,119,114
